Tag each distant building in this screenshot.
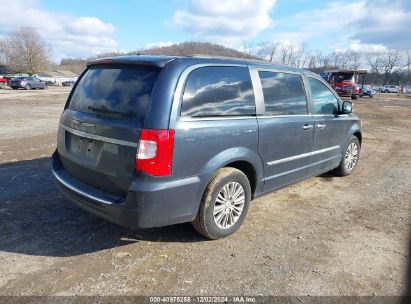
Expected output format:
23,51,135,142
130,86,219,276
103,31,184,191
37,70,79,85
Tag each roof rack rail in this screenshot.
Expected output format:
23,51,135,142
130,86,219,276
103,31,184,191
186,54,268,63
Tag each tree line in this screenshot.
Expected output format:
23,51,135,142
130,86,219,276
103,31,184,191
242,41,411,85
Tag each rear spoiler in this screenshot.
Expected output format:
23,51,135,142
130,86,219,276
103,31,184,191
87,56,176,68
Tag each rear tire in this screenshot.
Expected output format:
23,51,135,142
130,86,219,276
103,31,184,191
335,136,360,176
192,167,251,239
351,95,358,100
25,84,31,90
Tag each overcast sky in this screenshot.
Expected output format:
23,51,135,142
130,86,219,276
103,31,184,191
0,0,409,61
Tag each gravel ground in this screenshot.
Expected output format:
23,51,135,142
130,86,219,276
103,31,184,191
0,87,410,296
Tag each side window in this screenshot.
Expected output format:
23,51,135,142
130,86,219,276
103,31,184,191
308,77,339,115
259,71,307,115
181,66,255,117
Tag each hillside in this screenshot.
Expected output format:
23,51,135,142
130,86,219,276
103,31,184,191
57,42,256,73
137,42,255,59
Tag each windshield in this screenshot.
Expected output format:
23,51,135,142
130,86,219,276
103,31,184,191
68,64,160,121
333,73,354,83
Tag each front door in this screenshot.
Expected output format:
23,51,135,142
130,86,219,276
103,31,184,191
306,77,349,175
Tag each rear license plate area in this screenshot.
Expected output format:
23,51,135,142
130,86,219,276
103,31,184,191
69,133,95,158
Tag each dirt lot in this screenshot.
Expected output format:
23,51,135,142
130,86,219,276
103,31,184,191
0,87,410,296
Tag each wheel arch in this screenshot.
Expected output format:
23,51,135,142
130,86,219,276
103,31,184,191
223,160,257,198
199,147,264,199
353,130,362,146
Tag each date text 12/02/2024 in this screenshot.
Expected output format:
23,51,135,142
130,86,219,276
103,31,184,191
149,296,256,303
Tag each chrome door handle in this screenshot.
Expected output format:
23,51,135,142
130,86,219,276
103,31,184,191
302,124,313,130
316,123,326,129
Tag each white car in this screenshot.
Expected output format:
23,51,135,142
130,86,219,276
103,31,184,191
382,85,399,93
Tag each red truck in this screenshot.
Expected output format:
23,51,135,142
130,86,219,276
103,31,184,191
323,69,367,100
0,76,7,89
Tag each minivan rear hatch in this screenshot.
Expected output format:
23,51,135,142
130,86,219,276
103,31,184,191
57,63,160,197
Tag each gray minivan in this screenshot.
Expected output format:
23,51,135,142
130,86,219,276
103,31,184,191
52,55,362,239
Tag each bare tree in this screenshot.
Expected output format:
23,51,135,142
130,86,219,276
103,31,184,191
350,52,361,70
294,43,309,68
367,50,403,84
3,28,50,75
313,50,331,69
0,39,7,64
266,42,280,63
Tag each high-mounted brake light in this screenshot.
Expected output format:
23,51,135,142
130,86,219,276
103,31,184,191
136,129,175,176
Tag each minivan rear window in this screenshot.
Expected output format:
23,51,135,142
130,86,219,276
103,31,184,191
68,65,160,121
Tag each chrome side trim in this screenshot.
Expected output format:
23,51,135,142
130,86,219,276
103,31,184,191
264,155,340,181
179,116,257,122
60,124,137,148
257,114,313,119
52,169,114,205
267,145,340,166
255,67,301,75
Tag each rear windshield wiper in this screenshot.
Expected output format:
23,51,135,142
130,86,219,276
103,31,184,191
87,106,133,117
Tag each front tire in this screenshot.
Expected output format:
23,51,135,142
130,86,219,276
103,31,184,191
335,136,360,176
192,167,251,239
25,84,31,90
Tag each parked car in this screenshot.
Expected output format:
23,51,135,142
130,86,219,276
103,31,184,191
8,77,47,90
52,55,362,239
361,86,376,98
0,76,6,89
62,80,75,87
44,80,58,86
370,85,380,92
382,85,399,93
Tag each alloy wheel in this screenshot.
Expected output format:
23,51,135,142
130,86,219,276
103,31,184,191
213,182,245,229
344,142,358,172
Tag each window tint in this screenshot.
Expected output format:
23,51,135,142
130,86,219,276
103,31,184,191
308,77,339,115
181,66,255,117
259,71,307,115
69,65,159,121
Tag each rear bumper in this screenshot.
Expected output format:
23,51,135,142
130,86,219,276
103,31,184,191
52,152,207,229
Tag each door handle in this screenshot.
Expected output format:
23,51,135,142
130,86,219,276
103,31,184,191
302,124,313,130
316,123,326,129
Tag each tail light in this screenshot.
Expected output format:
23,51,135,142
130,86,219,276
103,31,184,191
136,129,175,176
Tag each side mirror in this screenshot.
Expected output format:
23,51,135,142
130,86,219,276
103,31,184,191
341,100,352,114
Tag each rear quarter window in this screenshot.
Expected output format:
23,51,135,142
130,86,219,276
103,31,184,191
68,65,160,121
181,66,255,117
